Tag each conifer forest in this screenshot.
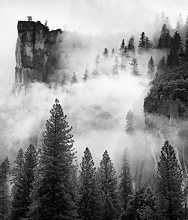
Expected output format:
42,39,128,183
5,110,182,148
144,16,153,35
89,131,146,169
1,1,188,219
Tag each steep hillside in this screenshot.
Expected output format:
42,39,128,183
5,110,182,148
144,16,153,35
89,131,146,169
144,63,188,118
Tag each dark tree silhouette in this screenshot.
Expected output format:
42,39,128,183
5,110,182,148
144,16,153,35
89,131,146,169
157,141,183,220
98,150,120,220
79,147,102,220
0,158,9,220
29,99,78,220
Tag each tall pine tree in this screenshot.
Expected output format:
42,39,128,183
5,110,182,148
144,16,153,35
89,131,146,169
29,99,78,220
157,141,183,220
158,24,172,49
10,148,24,220
79,147,102,220
0,158,9,220
98,150,120,220
11,145,37,220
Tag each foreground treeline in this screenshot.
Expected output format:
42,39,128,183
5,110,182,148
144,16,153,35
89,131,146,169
0,99,186,220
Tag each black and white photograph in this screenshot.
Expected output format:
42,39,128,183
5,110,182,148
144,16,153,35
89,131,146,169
1,0,188,219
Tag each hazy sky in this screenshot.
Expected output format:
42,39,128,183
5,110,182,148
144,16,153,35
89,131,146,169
1,0,188,33
0,0,188,87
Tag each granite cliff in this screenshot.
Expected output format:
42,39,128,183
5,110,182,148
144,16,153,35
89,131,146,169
15,20,62,88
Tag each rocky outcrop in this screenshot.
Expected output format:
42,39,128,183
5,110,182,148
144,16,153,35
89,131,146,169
15,20,62,88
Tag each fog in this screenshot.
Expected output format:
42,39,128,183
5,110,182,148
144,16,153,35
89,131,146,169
0,30,166,179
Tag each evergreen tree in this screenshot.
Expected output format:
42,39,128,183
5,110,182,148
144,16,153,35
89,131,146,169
71,72,78,84
138,32,146,49
79,147,102,220
23,145,37,217
29,99,78,220
120,39,125,51
120,154,132,219
157,141,183,220
125,188,146,220
128,37,135,51
157,56,167,72
11,145,37,220
103,48,109,57
83,69,89,82
158,24,172,49
11,148,24,185
10,148,24,220
147,56,155,77
125,110,134,132
173,31,182,53
98,150,120,220
185,28,188,58
167,31,182,67
138,186,157,220
125,186,157,220
0,158,9,220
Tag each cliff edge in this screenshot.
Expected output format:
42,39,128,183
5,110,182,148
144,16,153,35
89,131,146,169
15,20,62,88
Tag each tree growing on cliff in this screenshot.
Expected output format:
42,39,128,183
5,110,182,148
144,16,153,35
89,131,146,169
29,99,78,220
157,141,183,219
79,147,102,220
98,150,120,220
11,145,37,220
0,158,9,220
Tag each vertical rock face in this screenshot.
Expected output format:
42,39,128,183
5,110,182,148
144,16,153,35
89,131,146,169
15,20,62,87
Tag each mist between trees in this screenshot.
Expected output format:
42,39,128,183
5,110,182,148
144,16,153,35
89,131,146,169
1,12,188,220
0,99,185,220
